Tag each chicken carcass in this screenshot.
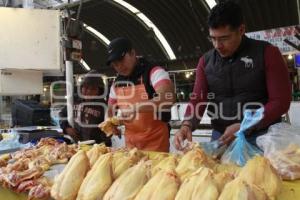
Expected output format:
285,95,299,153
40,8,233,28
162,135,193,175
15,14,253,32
151,155,178,176
77,153,113,200
134,169,180,200
238,156,282,199
218,178,268,200
176,147,215,181
112,148,143,179
103,161,150,200
51,150,90,200
175,167,218,200
86,143,108,167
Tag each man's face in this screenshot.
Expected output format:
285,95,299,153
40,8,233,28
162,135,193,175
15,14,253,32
81,85,98,97
110,50,136,76
209,25,245,58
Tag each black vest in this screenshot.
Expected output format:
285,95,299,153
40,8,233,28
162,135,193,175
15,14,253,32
114,58,171,123
204,36,271,132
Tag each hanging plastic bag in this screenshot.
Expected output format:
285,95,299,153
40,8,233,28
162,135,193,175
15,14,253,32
257,123,300,180
220,108,264,166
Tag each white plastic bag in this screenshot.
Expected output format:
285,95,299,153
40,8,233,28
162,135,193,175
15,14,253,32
257,122,300,180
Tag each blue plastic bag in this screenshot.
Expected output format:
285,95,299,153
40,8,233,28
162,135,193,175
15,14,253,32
220,108,264,166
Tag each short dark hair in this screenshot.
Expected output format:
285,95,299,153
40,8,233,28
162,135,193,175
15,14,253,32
208,1,244,29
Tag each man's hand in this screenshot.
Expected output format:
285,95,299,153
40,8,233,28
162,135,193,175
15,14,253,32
219,123,241,145
65,127,80,142
174,122,193,150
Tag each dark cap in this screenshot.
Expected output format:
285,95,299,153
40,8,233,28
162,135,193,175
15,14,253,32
106,37,132,65
82,70,104,88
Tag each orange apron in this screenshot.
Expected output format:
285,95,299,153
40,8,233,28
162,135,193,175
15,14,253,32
115,78,170,152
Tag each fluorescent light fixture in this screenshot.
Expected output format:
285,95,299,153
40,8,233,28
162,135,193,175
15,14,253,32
80,59,91,71
112,0,176,60
205,0,217,9
113,0,139,13
83,24,110,46
71,18,110,46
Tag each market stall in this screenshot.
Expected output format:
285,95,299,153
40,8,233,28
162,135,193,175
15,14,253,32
0,0,300,199
0,133,300,200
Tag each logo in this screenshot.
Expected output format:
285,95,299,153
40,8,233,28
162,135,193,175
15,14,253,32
240,56,254,69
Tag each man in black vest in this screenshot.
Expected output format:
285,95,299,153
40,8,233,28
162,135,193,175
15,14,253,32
174,1,291,150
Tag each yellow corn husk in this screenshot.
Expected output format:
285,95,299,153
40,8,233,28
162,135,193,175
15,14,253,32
77,153,113,200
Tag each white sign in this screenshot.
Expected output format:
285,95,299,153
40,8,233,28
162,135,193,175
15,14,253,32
0,8,61,70
246,25,300,55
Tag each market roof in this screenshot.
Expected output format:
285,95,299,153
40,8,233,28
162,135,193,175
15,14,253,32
70,0,299,74
3,0,298,74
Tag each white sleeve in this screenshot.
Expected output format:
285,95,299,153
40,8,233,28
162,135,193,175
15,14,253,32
108,85,117,105
150,66,171,89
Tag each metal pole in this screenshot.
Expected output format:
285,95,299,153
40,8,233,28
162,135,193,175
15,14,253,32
0,96,2,122
66,60,74,127
22,0,34,8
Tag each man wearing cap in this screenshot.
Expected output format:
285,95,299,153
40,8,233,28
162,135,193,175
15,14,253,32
106,37,175,152
59,70,111,146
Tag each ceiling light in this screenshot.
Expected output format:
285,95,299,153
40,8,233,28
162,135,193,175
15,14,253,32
71,18,110,46
112,0,176,60
83,24,110,46
113,0,139,13
288,54,293,60
80,59,91,71
205,0,217,9
185,72,191,79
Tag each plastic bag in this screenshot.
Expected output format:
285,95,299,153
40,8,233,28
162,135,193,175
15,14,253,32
257,123,300,180
0,130,29,152
220,108,264,166
200,140,227,159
